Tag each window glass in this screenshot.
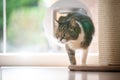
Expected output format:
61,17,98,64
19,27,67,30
6,0,98,54
6,0,52,53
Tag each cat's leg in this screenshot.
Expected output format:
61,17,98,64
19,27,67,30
82,48,88,65
66,44,76,65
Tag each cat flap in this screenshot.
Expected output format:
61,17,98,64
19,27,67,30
43,0,91,47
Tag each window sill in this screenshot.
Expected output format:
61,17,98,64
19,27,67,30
0,53,99,66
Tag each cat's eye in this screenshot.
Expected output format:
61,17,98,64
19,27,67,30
64,34,66,38
62,34,65,38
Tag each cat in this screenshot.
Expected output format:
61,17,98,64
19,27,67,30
55,13,95,65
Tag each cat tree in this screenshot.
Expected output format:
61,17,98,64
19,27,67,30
99,0,120,66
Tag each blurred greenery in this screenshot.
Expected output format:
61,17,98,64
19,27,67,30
0,0,3,38
6,0,49,52
6,0,40,26
7,7,46,44
0,0,41,37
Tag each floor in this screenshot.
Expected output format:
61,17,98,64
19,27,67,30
0,67,120,80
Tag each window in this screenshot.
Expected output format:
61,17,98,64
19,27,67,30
0,0,98,66
0,0,3,53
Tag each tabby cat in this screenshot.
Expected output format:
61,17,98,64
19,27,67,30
55,13,95,65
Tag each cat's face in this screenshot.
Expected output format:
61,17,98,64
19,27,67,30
55,16,81,43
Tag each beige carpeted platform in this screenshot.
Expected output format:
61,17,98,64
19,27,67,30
68,65,120,71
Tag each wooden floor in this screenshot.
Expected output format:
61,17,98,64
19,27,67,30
0,67,120,80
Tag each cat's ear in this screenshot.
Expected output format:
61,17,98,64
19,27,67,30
70,18,76,27
55,20,59,28
55,20,59,25
55,20,59,23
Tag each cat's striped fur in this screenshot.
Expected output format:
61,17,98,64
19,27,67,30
55,13,95,65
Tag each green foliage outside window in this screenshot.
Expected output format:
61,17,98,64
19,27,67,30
6,0,48,52
6,0,40,26
0,0,3,38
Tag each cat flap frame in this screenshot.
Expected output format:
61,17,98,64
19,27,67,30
53,8,88,21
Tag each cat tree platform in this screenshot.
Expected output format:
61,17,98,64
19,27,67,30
68,65,120,71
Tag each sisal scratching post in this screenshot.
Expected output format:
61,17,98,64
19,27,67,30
99,0,120,66
69,0,120,71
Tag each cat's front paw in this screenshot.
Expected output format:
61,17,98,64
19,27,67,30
70,60,76,65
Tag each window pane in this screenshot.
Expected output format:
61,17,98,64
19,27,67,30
0,0,3,53
7,0,45,53
6,0,64,53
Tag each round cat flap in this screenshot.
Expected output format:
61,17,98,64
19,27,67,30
44,0,91,47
